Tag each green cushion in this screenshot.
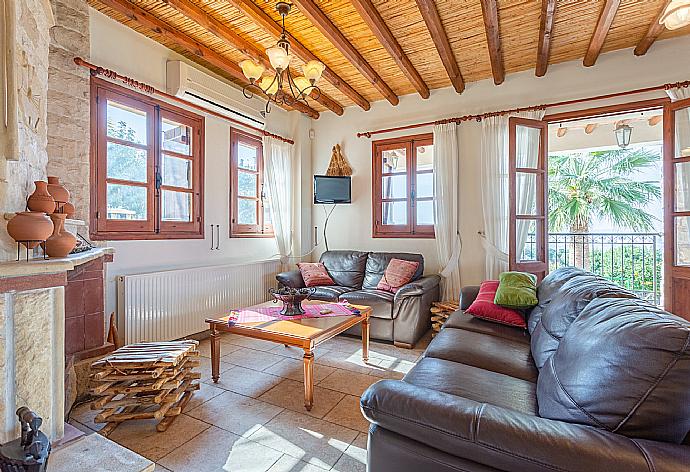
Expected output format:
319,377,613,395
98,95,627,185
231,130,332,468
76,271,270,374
494,271,538,309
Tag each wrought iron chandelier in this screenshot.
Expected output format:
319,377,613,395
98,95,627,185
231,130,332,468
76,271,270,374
239,2,325,114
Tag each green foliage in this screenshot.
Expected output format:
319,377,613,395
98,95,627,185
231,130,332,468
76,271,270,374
548,147,661,232
106,120,147,220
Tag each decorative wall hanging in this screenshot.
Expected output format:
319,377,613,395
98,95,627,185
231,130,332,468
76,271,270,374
326,144,352,176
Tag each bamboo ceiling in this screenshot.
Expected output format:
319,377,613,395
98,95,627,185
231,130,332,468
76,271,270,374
88,0,690,116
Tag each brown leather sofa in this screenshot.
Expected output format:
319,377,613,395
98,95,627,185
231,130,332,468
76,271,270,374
361,267,690,472
276,250,440,348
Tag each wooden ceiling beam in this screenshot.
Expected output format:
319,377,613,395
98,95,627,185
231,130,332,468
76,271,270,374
95,0,319,118
479,0,505,85
535,0,556,77
414,0,465,93
291,0,399,106
634,0,672,56
583,0,621,67
224,0,370,111
162,0,343,115
350,0,429,99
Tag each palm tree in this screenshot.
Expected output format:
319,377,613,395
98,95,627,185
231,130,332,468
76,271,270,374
548,147,661,267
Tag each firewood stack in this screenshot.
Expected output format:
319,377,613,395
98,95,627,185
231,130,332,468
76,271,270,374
431,301,460,337
90,340,201,435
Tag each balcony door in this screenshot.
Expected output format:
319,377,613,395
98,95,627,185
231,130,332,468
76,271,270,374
664,97,690,319
509,117,549,281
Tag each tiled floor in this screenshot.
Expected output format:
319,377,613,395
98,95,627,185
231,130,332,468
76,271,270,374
69,332,431,472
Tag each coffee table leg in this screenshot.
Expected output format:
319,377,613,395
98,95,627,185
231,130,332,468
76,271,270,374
211,327,221,383
362,318,370,362
303,348,315,411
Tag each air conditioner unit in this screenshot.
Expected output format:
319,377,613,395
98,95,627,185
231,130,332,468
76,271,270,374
166,60,266,128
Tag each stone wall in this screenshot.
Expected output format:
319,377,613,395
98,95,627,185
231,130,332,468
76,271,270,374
47,0,91,230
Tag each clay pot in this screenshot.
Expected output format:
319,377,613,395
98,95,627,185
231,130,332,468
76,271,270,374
6,211,54,249
45,213,77,258
47,176,70,210
62,202,75,219
27,181,56,214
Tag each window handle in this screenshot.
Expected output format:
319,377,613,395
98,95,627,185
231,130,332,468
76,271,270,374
155,172,162,189
210,224,215,250
215,224,220,250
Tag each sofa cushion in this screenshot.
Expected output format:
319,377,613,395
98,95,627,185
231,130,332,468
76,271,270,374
362,253,424,290
404,357,537,415
319,250,368,288
444,312,530,345
465,281,527,328
377,258,420,293
528,267,589,334
297,262,335,287
530,274,636,369
424,327,538,382
309,286,354,302
494,271,538,310
537,298,690,444
339,289,394,319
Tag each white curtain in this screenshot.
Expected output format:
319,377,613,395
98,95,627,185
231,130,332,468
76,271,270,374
480,110,544,279
263,136,293,267
433,122,462,300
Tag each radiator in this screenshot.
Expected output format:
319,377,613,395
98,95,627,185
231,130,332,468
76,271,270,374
117,259,280,344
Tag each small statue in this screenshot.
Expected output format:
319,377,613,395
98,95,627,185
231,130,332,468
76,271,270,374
0,407,51,472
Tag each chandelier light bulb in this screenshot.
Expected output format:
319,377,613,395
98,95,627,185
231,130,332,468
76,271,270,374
259,75,279,96
293,76,311,93
660,0,690,30
302,60,325,83
239,60,265,82
266,46,291,71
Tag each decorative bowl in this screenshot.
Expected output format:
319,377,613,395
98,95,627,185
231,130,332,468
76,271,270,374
269,287,316,316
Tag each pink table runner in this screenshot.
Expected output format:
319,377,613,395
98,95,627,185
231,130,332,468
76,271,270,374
227,302,361,326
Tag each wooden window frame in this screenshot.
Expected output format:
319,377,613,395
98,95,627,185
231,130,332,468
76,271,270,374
372,133,435,238
90,77,205,241
230,128,274,238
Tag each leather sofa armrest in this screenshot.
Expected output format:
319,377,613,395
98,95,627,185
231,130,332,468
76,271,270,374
361,380,690,472
276,269,306,289
459,285,481,310
394,275,441,301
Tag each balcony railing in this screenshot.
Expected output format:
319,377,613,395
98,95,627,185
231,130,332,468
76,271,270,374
522,233,662,305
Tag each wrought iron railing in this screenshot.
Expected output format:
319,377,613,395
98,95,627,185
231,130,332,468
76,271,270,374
522,233,662,305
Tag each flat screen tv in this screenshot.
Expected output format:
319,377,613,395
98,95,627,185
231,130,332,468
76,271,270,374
314,175,351,204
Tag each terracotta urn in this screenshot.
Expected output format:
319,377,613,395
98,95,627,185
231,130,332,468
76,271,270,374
27,180,56,214
47,176,70,210
45,213,77,258
6,211,54,249
62,201,76,219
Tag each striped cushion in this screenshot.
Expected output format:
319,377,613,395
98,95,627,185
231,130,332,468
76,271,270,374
297,262,335,287
377,258,420,293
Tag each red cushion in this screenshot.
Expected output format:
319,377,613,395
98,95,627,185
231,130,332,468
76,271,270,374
297,262,335,287
465,280,527,328
377,258,420,293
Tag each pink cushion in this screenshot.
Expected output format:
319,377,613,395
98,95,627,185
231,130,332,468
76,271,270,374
297,262,335,287
465,280,527,328
377,258,420,293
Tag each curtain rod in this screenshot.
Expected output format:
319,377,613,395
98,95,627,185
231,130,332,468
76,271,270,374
356,80,690,139
73,57,295,145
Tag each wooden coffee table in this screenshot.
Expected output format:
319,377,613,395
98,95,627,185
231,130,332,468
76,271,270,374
205,300,371,411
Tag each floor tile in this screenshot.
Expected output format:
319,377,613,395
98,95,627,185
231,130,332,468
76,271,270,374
320,336,365,355
266,455,329,471
67,419,93,435
333,433,367,472
154,465,172,472
269,344,331,361
318,370,380,397
186,390,283,437
322,395,369,434
366,354,416,378
197,356,235,382
68,402,105,432
222,347,284,371
259,378,345,419
248,410,358,469
223,335,282,352
264,357,336,384
157,426,282,472
108,413,210,461
212,365,282,398
317,350,375,375
186,381,227,411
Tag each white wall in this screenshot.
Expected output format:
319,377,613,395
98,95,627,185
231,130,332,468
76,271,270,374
89,10,313,316
311,36,690,287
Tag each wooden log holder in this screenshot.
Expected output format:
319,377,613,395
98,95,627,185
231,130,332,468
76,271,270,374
431,301,459,337
89,340,200,434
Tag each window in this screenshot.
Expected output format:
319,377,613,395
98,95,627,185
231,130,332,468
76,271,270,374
373,134,435,238
230,129,273,237
91,78,204,240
